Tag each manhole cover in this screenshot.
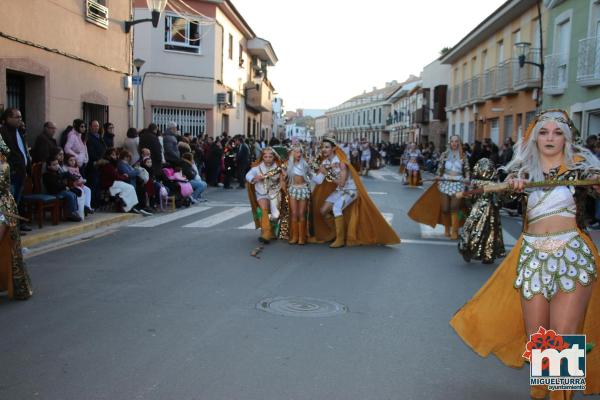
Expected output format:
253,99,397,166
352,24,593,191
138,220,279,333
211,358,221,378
257,297,348,318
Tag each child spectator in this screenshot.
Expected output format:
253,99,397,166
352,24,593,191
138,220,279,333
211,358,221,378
43,157,82,222
140,156,161,210
65,153,93,216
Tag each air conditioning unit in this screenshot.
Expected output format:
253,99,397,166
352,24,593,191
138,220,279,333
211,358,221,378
217,93,227,104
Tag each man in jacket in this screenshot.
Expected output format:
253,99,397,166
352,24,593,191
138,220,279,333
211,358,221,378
139,124,163,175
163,122,180,164
0,108,30,204
234,135,250,189
31,121,59,163
86,120,107,208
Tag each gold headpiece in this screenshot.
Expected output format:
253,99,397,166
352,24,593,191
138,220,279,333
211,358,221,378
322,135,337,147
523,109,579,143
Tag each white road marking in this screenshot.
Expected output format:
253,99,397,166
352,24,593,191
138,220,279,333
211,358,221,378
368,170,386,180
237,221,257,230
183,206,250,228
400,238,515,249
368,192,388,195
204,202,249,208
420,224,447,239
129,206,212,228
382,213,393,225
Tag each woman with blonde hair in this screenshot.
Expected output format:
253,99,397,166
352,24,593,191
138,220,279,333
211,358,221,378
451,110,600,399
408,135,469,239
405,142,422,187
284,145,312,245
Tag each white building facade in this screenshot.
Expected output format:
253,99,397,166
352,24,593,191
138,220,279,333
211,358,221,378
285,124,311,142
132,0,277,138
314,115,328,139
272,97,285,139
325,82,403,144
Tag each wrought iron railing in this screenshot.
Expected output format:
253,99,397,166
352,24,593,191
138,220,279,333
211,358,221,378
544,52,568,93
577,36,600,85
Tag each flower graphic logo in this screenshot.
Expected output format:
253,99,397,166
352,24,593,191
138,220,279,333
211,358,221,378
523,327,571,371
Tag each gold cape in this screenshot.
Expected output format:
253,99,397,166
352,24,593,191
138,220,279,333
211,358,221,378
310,148,400,246
407,182,465,228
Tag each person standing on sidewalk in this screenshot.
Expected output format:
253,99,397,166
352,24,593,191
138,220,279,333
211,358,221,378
139,124,163,175
0,109,30,209
163,122,180,164
0,108,32,233
85,120,106,208
235,135,250,189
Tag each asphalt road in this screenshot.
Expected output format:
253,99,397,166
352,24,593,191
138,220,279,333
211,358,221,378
1,167,596,400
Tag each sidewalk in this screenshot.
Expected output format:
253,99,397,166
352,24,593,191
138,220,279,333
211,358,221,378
20,186,225,249
21,212,141,248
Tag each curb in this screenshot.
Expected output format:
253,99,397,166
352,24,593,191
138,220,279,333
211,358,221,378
21,213,141,248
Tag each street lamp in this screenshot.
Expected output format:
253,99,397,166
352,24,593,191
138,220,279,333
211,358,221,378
515,41,545,108
133,58,145,129
125,0,168,33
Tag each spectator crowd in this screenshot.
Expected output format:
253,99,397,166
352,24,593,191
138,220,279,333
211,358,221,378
0,107,281,233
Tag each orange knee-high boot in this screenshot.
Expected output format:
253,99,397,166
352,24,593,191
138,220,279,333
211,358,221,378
450,211,459,240
298,220,306,245
288,220,298,244
329,216,346,248
260,210,273,243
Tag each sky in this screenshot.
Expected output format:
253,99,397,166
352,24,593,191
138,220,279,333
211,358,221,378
233,0,506,112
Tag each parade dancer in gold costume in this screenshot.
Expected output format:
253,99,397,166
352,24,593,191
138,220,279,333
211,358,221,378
457,158,505,264
246,147,285,244
450,110,600,399
309,136,400,247
0,134,33,300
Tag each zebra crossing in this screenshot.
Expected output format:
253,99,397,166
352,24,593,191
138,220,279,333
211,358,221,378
127,201,517,249
368,169,404,182
417,223,518,247
127,203,396,231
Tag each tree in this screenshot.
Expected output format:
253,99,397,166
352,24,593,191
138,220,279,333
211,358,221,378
439,47,451,57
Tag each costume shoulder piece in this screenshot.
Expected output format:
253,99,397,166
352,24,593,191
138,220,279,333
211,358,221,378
0,135,9,157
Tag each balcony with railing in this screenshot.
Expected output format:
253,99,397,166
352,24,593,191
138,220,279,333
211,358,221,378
460,80,470,106
452,84,460,107
496,60,516,95
244,80,272,112
513,48,541,90
544,53,568,95
577,36,600,87
482,67,497,99
469,75,483,104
